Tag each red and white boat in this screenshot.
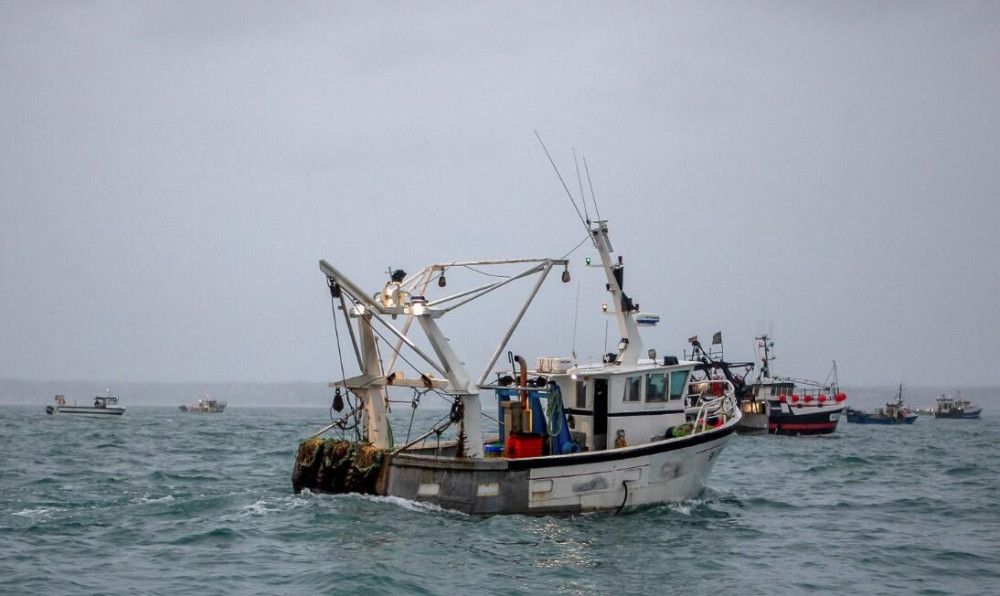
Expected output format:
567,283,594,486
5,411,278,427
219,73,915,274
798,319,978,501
742,335,846,435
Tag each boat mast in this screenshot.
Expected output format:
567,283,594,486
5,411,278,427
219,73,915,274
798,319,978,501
536,135,643,365
756,334,774,380
589,220,644,365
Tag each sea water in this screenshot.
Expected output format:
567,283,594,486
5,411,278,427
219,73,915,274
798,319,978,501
2,405,998,595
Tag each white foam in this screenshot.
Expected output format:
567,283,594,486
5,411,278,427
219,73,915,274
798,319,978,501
137,495,175,504
238,498,287,518
355,494,457,514
12,508,52,517
668,498,705,515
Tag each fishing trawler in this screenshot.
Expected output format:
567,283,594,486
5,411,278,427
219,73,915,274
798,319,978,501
933,392,982,419
741,336,847,435
293,186,741,514
846,382,917,424
45,392,126,417
179,394,227,413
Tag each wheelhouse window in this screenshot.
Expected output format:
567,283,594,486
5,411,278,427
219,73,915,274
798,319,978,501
669,370,688,400
575,379,586,409
645,373,667,402
623,376,641,402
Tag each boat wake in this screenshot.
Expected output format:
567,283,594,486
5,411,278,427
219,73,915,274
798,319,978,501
352,493,454,515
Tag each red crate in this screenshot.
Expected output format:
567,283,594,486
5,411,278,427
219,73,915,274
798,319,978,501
506,433,543,458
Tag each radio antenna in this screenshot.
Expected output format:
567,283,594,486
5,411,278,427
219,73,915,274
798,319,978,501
571,282,581,365
535,130,589,233
583,156,602,221
573,148,590,222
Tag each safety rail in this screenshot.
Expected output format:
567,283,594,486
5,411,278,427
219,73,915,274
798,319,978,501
687,379,739,434
752,387,840,397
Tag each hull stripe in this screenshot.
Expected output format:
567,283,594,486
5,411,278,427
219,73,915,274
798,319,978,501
768,422,838,432
507,421,737,470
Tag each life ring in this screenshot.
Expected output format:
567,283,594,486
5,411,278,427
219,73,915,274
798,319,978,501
57,396,66,406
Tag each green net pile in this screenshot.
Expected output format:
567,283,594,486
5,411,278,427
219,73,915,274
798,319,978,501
292,438,387,495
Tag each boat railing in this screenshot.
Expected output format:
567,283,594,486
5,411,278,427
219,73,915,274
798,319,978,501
790,387,838,399
688,380,738,434
686,379,732,402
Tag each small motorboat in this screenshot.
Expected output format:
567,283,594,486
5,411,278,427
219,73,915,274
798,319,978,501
46,392,126,417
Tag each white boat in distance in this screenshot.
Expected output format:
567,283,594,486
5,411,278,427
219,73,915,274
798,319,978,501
293,206,741,514
180,394,227,413
46,392,126,417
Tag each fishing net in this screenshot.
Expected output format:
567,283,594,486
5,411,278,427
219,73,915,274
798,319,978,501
292,438,387,495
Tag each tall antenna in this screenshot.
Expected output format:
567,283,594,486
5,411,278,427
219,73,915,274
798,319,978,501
571,282,581,365
583,156,602,221
573,148,590,222
603,320,609,356
535,130,589,234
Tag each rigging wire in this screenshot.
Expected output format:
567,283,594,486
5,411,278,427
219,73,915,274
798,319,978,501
347,297,471,433
403,388,429,444
328,283,362,440
461,264,511,279
480,409,500,425
329,286,349,398
560,234,591,260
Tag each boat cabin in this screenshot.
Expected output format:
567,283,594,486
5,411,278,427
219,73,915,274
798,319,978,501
93,395,120,408
748,381,796,400
492,356,697,455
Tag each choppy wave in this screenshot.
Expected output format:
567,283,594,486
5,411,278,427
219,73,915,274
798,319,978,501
2,406,999,595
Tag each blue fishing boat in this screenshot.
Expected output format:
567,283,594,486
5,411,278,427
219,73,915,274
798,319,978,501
846,382,917,425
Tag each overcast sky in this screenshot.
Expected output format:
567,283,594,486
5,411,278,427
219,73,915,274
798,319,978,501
2,2,999,387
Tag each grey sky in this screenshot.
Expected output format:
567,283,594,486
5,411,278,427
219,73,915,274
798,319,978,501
2,2,999,387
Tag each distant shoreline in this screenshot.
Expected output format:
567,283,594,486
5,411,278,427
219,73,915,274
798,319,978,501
2,378,997,410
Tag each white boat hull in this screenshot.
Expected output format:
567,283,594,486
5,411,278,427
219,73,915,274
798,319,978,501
377,417,738,515
524,431,731,512
47,406,125,417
